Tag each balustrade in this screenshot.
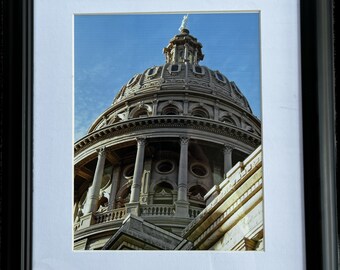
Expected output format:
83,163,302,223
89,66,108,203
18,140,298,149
140,204,175,216
189,207,202,218
94,208,126,224
75,205,201,229
140,204,202,218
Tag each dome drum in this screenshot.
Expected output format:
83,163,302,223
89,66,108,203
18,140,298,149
74,23,262,250
89,90,260,136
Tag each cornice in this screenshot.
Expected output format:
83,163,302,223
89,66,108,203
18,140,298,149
75,116,261,156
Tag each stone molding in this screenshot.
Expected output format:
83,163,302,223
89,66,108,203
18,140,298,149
74,116,261,156
223,143,234,153
89,88,261,134
181,146,262,237
136,136,147,146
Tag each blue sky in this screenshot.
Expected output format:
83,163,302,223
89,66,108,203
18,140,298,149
74,13,261,141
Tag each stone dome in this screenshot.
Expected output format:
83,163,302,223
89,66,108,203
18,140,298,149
73,25,261,249
81,28,259,138
113,63,252,113
113,29,253,113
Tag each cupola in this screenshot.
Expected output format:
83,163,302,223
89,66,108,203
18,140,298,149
162,16,204,64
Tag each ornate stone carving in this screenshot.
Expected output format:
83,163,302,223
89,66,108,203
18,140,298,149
96,147,106,157
223,143,234,154
179,136,189,145
136,137,147,146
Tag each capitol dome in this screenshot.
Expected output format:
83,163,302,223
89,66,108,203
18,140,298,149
73,24,261,250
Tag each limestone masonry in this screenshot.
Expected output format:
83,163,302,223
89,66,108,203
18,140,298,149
73,22,263,251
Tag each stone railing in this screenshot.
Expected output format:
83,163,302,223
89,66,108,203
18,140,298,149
73,222,81,232
140,204,175,217
140,204,202,218
94,208,126,224
189,206,202,218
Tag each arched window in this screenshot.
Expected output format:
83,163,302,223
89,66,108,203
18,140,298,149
109,115,122,124
116,186,131,208
127,75,139,87
188,185,207,200
132,108,149,118
146,67,159,77
193,65,205,75
192,108,209,118
214,71,226,83
168,64,181,74
97,196,108,212
162,105,179,115
220,116,236,125
154,182,173,193
153,182,174,204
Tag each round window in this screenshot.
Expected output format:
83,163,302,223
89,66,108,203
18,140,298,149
157,161,174,174
123,165,135,178
191,164,208,177
100,174,111,189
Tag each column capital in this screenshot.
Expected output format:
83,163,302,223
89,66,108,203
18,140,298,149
223,143,234,153
179,136,189,145
96,146,106,156
136,137,147,146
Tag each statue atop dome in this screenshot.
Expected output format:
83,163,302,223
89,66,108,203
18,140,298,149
163,15,204,65
179,14,189,32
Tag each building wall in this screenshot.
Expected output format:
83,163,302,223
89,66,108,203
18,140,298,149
180,146,263,250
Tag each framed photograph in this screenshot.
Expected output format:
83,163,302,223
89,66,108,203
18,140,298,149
2,0,337,269
73,12,263,252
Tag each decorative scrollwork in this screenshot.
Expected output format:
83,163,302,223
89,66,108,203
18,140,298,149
136,137,147,146
180,136,189,145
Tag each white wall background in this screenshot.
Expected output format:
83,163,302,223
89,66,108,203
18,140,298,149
33,1,304,269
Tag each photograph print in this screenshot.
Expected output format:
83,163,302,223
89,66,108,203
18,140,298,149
73,12,263,251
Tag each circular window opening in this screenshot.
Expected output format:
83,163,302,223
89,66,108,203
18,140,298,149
100,174,111,189
124,165,135,178
127,75,139,86
157,161,174,174
191,164,208,177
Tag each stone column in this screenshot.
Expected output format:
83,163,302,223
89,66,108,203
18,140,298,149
214,100,219,121
83,147,106,214
152,98,158,116
223,144,234,177
126,137,146,215
141,159,152,204
108,165,121,210
175,137,190,217
183,96,189,115
173,45,177,62
184,44,189,61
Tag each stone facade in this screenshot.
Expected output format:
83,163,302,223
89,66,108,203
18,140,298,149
73,24,262,250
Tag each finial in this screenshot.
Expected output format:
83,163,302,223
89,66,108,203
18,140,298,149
178,14,189,32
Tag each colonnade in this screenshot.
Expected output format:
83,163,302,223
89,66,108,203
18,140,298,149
81,137,234,217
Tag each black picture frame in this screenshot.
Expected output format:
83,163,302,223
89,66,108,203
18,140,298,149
1,0,337,269
300,0,338,269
